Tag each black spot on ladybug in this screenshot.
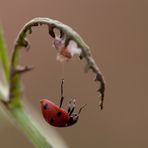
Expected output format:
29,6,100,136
57,111,62,117
43,103,48,110
50,118,55,124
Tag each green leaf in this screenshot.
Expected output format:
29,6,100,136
11,106,53,148
0,28,10,82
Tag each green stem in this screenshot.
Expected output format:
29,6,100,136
0,28,10,82
11,105,52,148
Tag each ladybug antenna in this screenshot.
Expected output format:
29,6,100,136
59,79,64,108
78,104,87,114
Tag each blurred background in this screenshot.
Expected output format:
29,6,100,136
0,0,148,148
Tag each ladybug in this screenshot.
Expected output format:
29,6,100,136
40,79,86,127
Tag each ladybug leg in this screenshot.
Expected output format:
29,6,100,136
59,79,64,108
67,100,72,113
78,104,87,114
68,99,76,116
67,99,73,113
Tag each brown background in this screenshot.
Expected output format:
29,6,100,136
0,0,148,148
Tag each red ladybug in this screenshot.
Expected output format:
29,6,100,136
40,79,86,127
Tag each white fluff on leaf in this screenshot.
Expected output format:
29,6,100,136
56,40,82,62
67,40,82,56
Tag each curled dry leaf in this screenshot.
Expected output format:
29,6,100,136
11,17,105,110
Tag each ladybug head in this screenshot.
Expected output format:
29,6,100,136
67,113,79,126
67,104,87,126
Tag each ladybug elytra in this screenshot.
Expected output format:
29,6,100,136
40,79,86,127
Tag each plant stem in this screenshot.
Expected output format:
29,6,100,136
10,105,52,148
0,28,10,82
